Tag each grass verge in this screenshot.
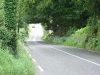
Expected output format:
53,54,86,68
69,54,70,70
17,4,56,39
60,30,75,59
0,42,35,75
44,26,100,52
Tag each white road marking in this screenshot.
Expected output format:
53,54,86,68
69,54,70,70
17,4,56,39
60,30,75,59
24,46,36,63
25,45,45,72
32,58,37,63
38,65,44,72
50,46,100,67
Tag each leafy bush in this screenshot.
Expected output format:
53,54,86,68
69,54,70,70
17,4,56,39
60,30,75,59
44,25,100,51
66,26,77,36
44,35,66,44
65,26,89,48
18,28,28,42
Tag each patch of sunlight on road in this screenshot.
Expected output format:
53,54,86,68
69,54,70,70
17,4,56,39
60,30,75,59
27,23,44,41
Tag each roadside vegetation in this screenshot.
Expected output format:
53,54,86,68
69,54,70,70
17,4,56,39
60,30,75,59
0,43,35,75
0,0,100,74
0,0,35,75
44,25,100,51
27,0,100,52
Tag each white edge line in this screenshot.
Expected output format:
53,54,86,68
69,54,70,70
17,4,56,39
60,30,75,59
38,65,44,72
24,46,36,63
32,58,37,63
37,43,100,67
24,45,44,72
50,46,100,67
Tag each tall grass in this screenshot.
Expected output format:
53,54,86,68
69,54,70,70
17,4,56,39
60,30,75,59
64,26,89,48
0,25,35,75
0,42,35,75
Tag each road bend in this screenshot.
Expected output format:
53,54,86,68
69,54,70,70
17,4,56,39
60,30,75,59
25,41,100,75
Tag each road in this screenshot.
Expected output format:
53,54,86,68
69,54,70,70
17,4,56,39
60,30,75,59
25,41,100,75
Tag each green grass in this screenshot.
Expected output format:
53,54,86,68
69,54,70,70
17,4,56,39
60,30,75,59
0,42,35,75
64,26,89,48
44,26,100,51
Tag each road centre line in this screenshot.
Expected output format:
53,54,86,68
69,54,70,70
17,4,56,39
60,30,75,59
36,42,100,67
50,46,100,67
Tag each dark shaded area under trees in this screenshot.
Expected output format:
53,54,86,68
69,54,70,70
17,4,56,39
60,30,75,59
27,0,100,50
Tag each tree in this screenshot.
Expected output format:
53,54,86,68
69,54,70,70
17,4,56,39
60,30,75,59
29,0,89,36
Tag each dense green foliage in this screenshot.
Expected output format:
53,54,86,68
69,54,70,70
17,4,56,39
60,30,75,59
0,0,30,53
44,25,100,51
0,0,100,74
33,0,100,51
0,0,35,75
4,0,18,53
29,0,90,36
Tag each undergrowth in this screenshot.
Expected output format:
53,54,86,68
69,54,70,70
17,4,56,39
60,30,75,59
0,28,35,75
44,25,100,51
0,42,35,75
